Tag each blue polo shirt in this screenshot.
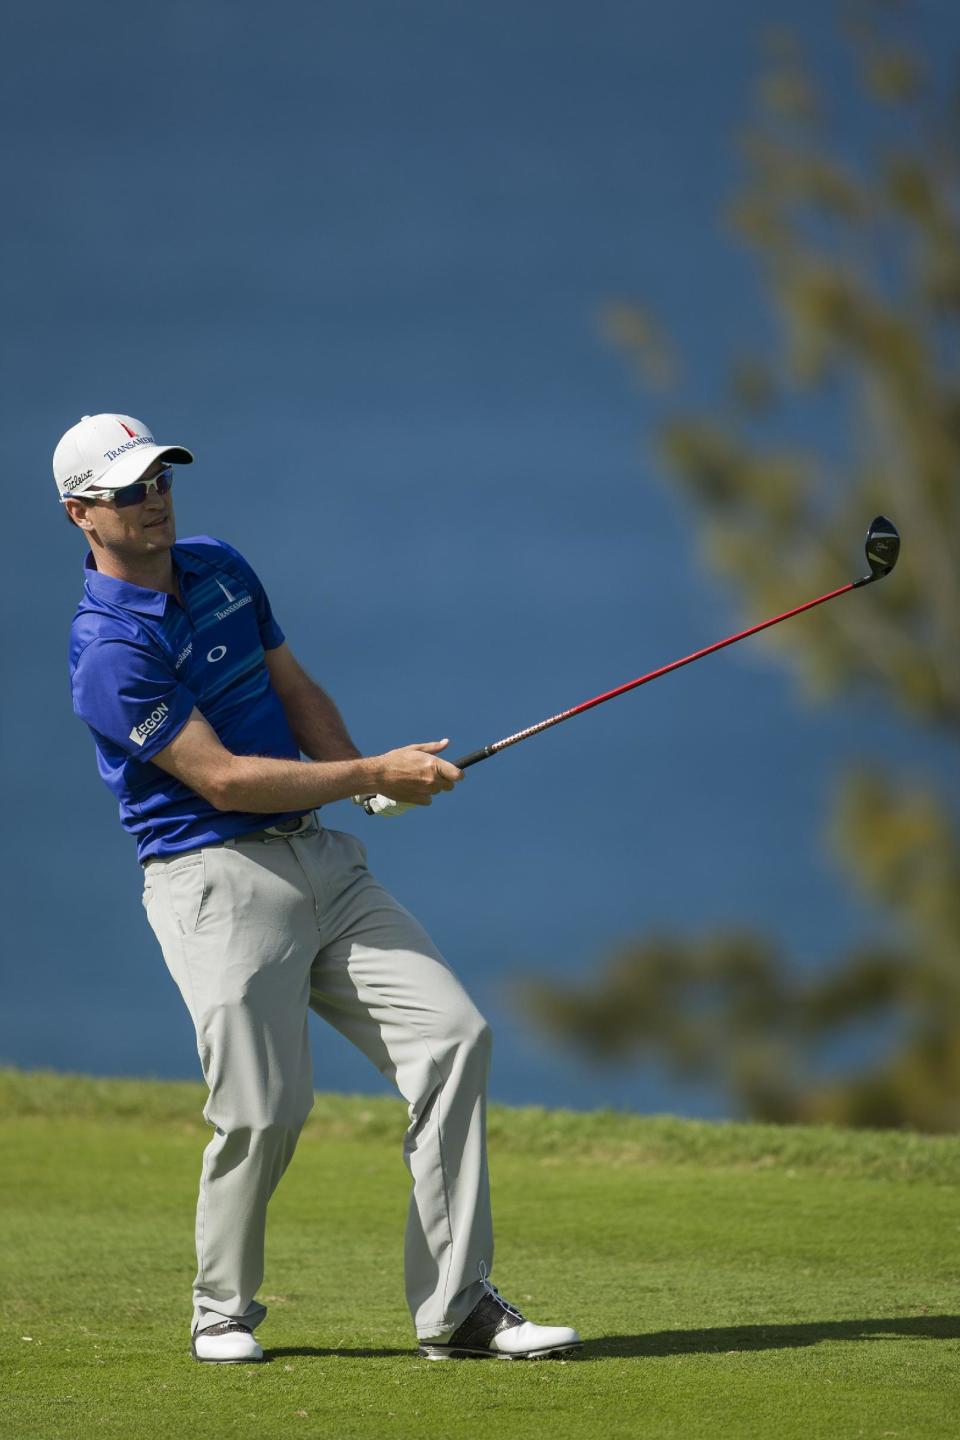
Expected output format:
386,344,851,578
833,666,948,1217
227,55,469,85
69,535,307,862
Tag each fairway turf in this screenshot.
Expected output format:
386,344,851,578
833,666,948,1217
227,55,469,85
2,1070,959,1439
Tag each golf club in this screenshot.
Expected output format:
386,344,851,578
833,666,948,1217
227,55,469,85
358,515,899,810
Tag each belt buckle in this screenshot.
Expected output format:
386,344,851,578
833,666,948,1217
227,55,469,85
264,813,313,839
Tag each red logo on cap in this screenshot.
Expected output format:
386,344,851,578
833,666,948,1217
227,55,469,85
117,419,137,438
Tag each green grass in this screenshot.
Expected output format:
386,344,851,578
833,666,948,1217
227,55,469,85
2,1068,959,1440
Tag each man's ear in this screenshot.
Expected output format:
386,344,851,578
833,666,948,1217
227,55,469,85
64,499,94,530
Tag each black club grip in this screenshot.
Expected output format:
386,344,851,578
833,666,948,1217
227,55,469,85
452,746,496,770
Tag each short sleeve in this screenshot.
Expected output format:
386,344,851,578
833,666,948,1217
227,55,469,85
212,538,286,651
72,638,197,761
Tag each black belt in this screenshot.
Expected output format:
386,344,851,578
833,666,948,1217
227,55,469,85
231,813,317,843
143,813,318,869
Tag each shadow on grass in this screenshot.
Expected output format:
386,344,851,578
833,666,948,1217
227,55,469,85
587,1315,960,1359
259,1316,960,1363
264,1346,412,1360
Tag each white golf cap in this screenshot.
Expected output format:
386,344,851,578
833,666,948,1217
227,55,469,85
53,413,194,502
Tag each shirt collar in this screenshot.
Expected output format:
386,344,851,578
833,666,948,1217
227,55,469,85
82,543,206,617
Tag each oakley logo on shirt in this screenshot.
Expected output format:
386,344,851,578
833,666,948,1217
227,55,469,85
129,702,170,747
207,645,227,663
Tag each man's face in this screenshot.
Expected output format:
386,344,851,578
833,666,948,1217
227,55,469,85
67,456,177,557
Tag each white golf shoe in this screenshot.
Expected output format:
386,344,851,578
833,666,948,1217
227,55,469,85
418,1268,581,1360
191,1320,263,1363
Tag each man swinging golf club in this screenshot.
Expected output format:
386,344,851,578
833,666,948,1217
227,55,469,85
57,411,581,1364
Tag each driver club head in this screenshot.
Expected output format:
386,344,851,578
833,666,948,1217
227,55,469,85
865,515,900,579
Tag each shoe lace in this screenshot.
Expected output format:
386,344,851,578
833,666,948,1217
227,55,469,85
478,1261,525,1322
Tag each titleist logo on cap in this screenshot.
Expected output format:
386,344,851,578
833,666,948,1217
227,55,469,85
62,470,94,492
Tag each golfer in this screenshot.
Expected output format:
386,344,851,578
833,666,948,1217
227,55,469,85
57,413,580,1364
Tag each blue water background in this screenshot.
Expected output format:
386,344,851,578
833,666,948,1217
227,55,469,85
2,0,956,1117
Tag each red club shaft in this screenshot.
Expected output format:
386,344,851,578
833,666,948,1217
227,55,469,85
452,576,864,770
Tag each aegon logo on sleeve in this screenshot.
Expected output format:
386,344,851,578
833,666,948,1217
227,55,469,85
129,702,170,747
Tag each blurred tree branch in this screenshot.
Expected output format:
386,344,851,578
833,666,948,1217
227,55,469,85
522,1,960,1131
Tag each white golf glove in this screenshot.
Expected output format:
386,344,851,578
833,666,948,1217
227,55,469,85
353,793,413,818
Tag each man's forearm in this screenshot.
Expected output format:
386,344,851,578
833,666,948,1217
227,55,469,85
150,688,455,814
216,752,382,813
282,679,362,762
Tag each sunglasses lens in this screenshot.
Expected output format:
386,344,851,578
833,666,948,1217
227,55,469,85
112,467,173,508
114,482,147,508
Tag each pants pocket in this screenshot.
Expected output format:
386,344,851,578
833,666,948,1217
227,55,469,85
163,853,208,936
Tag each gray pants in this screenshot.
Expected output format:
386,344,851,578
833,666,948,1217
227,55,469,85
142,820,493,1340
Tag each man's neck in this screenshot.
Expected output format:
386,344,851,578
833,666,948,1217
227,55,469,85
88,543,179,597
